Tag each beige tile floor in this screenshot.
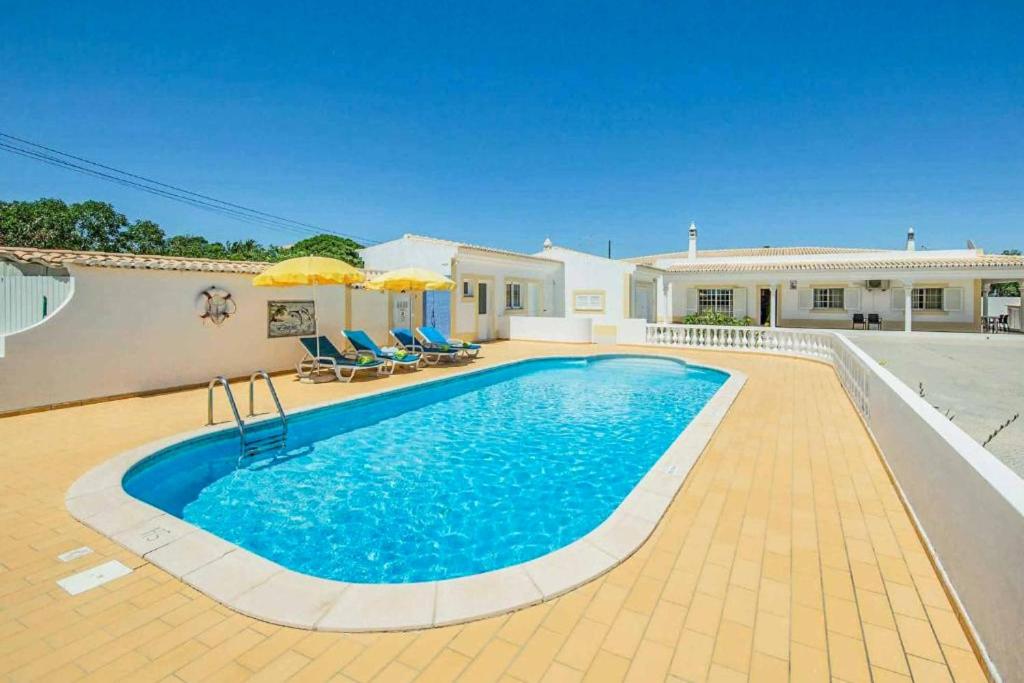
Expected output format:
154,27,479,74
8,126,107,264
0,342,988,682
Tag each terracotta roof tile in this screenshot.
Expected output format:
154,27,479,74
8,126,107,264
664,253,1024,273
0,246,271,274
623,246,884,264
402,234,554,263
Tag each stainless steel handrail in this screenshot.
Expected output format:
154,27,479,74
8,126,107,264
248,370,288,438
207,376,246,440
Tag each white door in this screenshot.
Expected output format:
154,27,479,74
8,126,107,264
635,284,654,322
476,281,492,340
527,283,541,316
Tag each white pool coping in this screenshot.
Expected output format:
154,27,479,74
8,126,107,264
66,353,746,632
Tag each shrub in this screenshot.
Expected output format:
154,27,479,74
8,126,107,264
681,311,755,326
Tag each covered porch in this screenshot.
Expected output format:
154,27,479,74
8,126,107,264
660,268,1024,333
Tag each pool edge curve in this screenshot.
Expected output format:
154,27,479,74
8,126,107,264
65,353,746,632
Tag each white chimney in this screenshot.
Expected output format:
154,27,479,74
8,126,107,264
906,226,916,251
543,236,553,251
688,222,698,259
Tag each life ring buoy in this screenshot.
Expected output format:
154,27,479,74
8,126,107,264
196,286,237,325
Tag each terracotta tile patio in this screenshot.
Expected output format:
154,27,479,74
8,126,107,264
0,342,987,682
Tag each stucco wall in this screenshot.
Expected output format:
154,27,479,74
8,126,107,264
359,238,457,274
0,266,349,414
345,288,393,346
666,279,980,331
508,316,592,343
985,296,1020,317
452,254,562,341
779,278,977,329
544,248,633,325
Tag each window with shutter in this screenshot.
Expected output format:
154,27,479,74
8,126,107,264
698,289,733,315
685,288,698,313
732,288,747,318
812,288,845,309
942,287,963,311
891,288,905,310
844,288,862,311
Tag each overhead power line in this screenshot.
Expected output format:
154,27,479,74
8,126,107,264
0,132,379,245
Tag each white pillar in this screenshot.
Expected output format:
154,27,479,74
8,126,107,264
982,283,991,319
666,282,675,323
769,285,778,328
904,283,913,332
656,275,665,322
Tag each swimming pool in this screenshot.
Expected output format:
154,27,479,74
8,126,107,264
123,356,727,585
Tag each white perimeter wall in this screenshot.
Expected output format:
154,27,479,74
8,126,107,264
508,316,592,343
985,296,1020,317
0,266,358,414
835,335,1024,682
544,248,633,325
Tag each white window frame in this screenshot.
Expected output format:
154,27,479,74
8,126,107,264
812,287,845,309
912,287,943,310
698,288,733,316
505,282,523,310
573,292,605,311
462,279,474,299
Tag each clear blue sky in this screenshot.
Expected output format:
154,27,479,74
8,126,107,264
2,1,1021,257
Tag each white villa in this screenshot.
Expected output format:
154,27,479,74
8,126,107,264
0,225,1021,415
360,225,1024,341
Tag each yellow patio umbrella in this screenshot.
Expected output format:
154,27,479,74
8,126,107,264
253,256,365,361
365,268,455,347
253,256,365,287
363,267,456,292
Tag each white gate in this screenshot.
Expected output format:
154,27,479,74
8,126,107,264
1,275,73,335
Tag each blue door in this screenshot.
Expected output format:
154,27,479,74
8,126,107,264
422,290,452,335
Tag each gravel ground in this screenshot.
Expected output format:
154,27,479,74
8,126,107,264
844,331,1024,478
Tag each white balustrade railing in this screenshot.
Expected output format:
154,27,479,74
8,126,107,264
642,322,1024,683
644,324,871,416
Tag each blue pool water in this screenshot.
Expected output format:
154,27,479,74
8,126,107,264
124,356,726,583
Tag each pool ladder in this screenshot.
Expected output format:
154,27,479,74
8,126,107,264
207,371,288,459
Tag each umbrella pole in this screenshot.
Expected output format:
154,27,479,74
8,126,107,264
314,282,320,372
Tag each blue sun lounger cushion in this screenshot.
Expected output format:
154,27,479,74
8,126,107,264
298,336,384,382
390,328,460,364
417,326,480,358
342,329,421,371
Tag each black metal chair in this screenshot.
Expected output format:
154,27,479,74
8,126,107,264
868,313,882,330
852,313,866,329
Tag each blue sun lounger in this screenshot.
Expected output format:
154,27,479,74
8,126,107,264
297,336,385,382
417,326,480,359
390,328,460,365
341,329,421,374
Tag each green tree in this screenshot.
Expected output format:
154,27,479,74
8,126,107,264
164,234,216,258
278,234,364,266
0,198,133,252
224,239,280,262
70,200,129,252
990,250,1021,297
118,219,167,254
1,197,361,265
0,198,81,249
